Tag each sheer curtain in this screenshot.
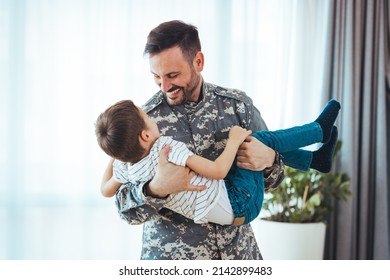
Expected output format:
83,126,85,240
0,0,329,259
220,1,330,131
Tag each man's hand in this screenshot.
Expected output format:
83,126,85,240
145,144,207,198
236,135,275,171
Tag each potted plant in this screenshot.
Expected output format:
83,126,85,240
253,140,352,259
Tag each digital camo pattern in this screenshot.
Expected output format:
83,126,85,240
115,82,277,259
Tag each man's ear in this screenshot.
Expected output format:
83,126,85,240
193,51,204,72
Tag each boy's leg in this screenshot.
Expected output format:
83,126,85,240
252,122,322,153
252,100,340,153
279,126,338,172
252,99,341,172
252,123,321,172
310,126,338,172
314,99,341,143
280,149,312,171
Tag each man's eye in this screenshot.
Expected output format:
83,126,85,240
168,74,178,79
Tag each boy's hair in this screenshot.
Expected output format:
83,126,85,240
143,20,201,65
95,100,146,163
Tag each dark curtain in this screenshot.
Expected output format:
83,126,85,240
323,0,390,259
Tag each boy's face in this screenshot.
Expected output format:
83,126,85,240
138,107,160,141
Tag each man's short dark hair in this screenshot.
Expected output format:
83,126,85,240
144,20,201,64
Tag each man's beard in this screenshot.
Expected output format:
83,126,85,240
164,73,201,106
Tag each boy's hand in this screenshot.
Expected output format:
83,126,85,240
228,126,252,146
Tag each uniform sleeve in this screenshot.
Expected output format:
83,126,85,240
112,160,163,225
115,181,167,225
113,137,194,225
247,97,268,132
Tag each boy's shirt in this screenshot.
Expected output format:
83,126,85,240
113,136,224,223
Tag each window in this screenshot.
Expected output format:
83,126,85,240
0,0,329,259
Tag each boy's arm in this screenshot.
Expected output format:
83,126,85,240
186,126,251,179
100,158,121,197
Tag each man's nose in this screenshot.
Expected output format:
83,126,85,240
160,78,171,93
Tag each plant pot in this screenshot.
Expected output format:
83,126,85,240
251,219,326,260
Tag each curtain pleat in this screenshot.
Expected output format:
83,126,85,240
323,0,390,260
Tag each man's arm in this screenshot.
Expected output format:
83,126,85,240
236,135,275,170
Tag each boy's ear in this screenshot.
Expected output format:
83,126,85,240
139,130,149,143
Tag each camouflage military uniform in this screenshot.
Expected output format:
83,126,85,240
115,82,271,259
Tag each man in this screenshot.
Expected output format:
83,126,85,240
112,20,283,259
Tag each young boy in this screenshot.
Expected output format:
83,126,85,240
95,99,340,225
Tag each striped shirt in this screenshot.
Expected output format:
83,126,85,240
113,136,224,224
